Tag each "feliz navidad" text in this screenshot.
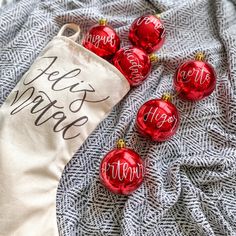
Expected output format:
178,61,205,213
10,56,109,140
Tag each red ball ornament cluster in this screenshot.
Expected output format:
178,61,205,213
114,14,165,86
81,16,217,195
135,52,217,144
100,139,144,195
82,15,165,86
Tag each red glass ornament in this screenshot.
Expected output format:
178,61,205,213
129,14,166,54
82,19,120,59
100,139,145,195
136,94,179,141
174,53,217,101
112,46,157,86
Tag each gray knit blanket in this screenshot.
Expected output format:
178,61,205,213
0,0,236,235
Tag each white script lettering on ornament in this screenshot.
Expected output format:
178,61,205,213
143,106,177,131
85,33,115,48
136,16,165,38
179,67,211,85
123,47,144,83
103,160,144,181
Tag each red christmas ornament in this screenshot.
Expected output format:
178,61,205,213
173,52,217,101
100,139,145,195
129,14,166,54
136,94,179,142
82,18,120,59
112,46,157,86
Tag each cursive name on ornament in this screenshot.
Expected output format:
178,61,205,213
102,160,144,181
123,47,144,83
85,33,116,48
143,106,177,130
136,16,165,38
179,67,211,85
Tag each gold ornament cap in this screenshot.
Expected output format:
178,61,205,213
117,139,126,148
99,18,107,26
161,93,172,102
195,52,205,61
155,13,161,19
149,53,158,63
